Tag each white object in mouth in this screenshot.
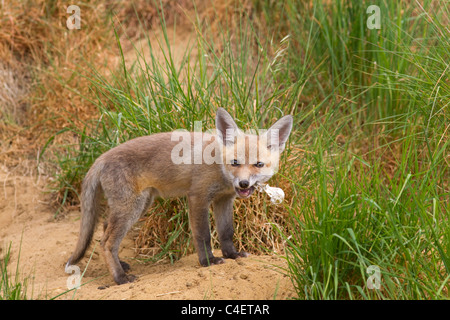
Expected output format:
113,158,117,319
255,183,285,205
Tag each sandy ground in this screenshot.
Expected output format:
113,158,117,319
0,167,295,300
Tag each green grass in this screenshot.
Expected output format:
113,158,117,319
282,140,449,299
45,0,449,299
265,0,450,299
0,241,29,300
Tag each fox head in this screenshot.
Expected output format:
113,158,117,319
215,108,293,199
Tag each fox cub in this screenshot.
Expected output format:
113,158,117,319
66,108,293,285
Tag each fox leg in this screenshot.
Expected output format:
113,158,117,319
213,195,249,260
102,221,130,273
101,188,154,285
188,195,224,266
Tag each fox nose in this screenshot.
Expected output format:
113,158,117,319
239,180,250,189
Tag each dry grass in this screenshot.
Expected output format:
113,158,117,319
0,0,256,157
0,1,110,167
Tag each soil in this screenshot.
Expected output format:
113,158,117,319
0,167,295,300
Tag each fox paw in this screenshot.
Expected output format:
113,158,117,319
200,256,225,266
114,273,136,285
223,251,249,260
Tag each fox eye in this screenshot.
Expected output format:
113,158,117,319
231,159,240,166
254,161,264,168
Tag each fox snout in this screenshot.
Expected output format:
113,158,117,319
231,171,274,199
239,180,250,188
234,179,256,198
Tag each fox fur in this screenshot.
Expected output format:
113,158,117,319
66,108,293,285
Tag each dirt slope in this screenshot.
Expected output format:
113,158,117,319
0,167,294,300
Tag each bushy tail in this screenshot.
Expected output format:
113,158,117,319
66,161,103,267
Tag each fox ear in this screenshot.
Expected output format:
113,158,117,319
265,115,293,151
216,108,240,145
